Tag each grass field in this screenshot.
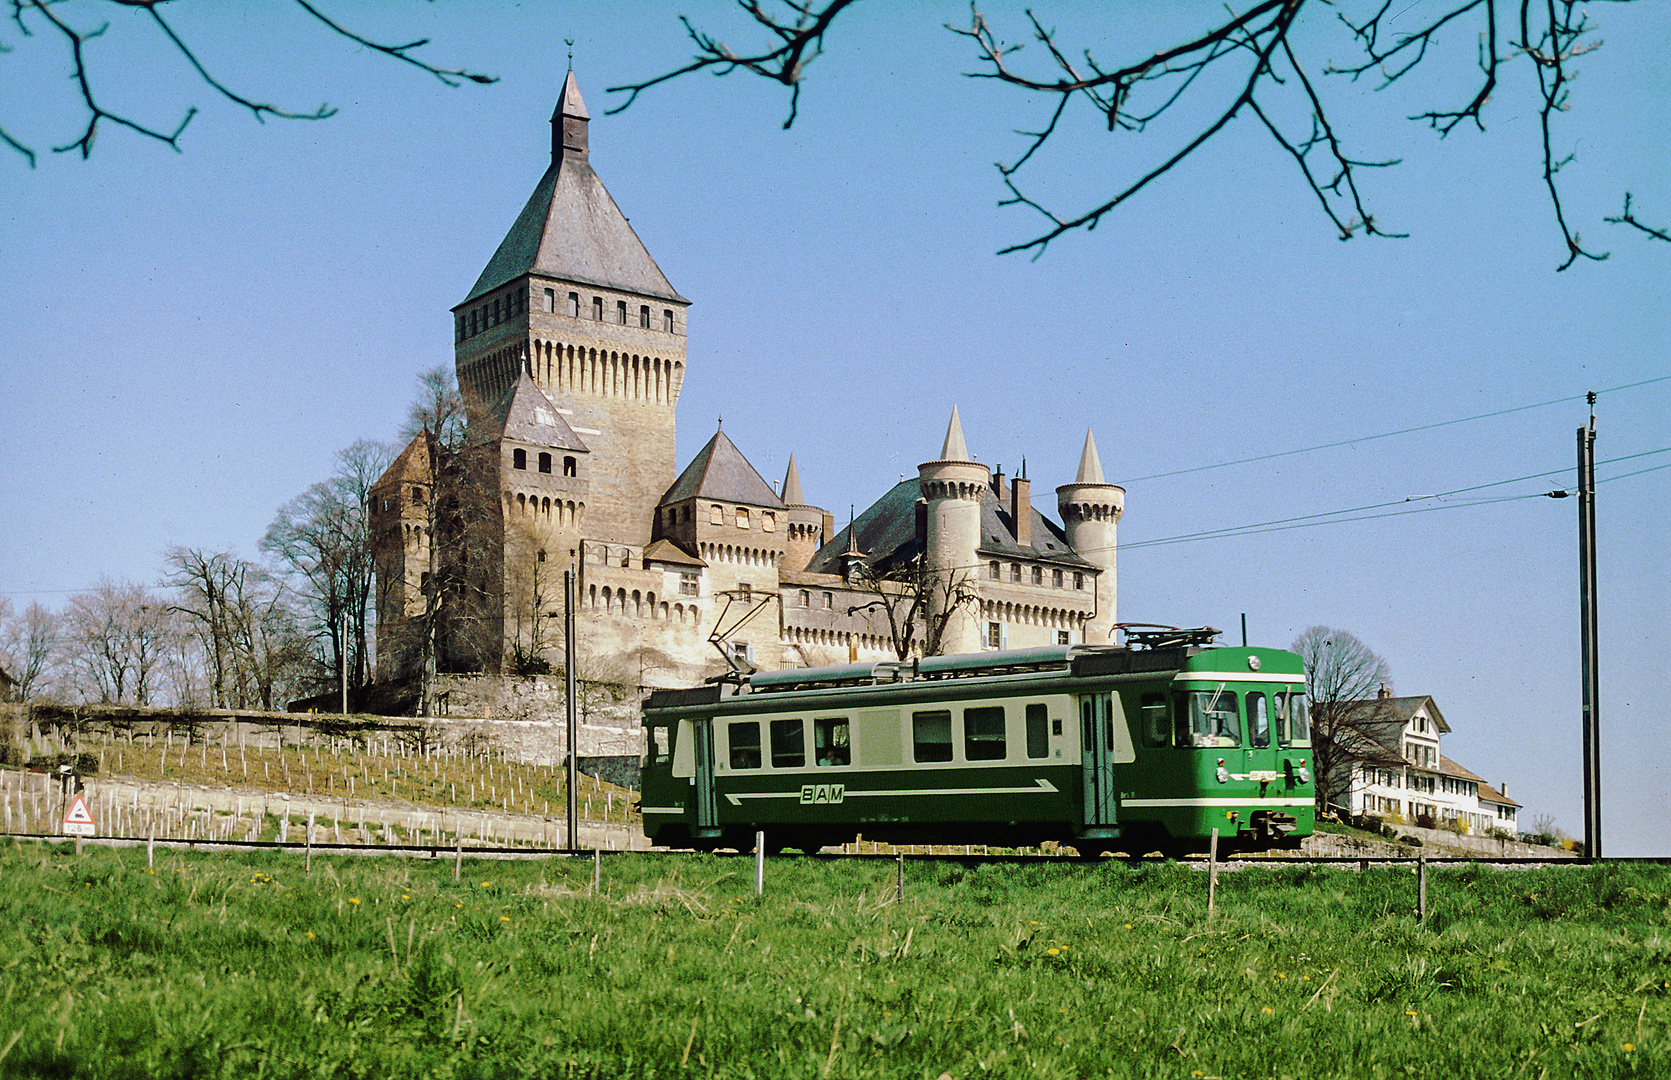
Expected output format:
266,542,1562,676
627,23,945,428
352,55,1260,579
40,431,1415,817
0,840,1664,1079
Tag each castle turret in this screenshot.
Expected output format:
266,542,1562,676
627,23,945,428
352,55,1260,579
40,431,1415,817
779,454,826,573
1056,429,1124,643
917,406,988,654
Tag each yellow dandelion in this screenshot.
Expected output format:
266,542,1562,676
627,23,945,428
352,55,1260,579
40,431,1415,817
481,881,492,888
1623,1044,1635,1053
883,1012,893,1018
402,894,410,900
1193,1072,1205,1078
1261,1007,1274,1016
305,931,315,939
1123,923,1133,930
348,897,361,906
1277,973,1287,979
1046,947,1060,956
499,916,511,923
454,902,463,908
1405,1011,1418,1018
1301,976,1310,981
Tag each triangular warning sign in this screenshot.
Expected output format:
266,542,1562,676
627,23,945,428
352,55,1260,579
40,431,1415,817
62,794,96,836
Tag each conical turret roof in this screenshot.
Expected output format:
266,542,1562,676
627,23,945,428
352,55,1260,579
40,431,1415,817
937,406,970,462
661,427,783,508
781,454,807,506
1075,429,1106,484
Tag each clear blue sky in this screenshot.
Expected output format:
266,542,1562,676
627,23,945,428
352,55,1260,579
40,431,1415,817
2,2,1666,852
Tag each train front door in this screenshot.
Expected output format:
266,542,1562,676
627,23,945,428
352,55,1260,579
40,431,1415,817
1079,692,1118,835
691,719,720,839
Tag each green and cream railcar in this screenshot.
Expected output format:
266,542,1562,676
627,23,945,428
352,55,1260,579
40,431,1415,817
639,638,1313,856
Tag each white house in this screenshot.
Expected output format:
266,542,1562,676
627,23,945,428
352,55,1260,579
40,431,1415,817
1345,691,1520,835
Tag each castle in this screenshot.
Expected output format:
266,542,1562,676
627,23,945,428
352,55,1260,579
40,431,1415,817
370,72,1126,693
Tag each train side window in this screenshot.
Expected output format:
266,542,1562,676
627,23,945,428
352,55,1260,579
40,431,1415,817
964,706,1007,761
1275,691,1311,746
1177,688,1241,748
728,722,761,769
646,726,671,767
1248,692,1270,748
1139,693,1170,747
1025,703,1049,759
912,710,953,763
770,719,805,768
814,717,851,766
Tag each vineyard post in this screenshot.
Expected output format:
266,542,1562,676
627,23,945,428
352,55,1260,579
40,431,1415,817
1207,828,1220,917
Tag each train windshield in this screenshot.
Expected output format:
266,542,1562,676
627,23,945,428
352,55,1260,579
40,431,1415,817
1176,687,1241,748
1274,691,1310,746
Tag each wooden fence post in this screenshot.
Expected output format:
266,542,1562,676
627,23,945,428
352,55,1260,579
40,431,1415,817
1417,852,1427,921
895,850,904,904
592,848,601,893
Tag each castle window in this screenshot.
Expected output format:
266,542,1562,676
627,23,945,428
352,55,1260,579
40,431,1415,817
563,456,577,477
663,309,674,333
592,296,603,320
822,592,833,609
492,299,501,325
512,449,527,470
1073,572,1084,590
469,310,478,335
679,573,698,596
1031,566,1043,586
735,508,749,528
987,622,1002,649
544,288,555,313
710,504,724,525
617,300,628,324
538,452,551,474
989,561,1000,580
538,549,546,563
1052,568,1063,588
799,589,810,607
456,316,465,342
738,582,752,601
1057,630,1071,645
412,486,425,505
639,304,650,328
569,292,580,317
1010,563,1021,582
761,512,776,532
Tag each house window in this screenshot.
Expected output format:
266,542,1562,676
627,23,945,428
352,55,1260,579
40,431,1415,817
563,456,577,477
538,452,552,474
679,573,698,596
568,292,580,317
639,305,651,328
1052,568,1063,588
799,589,810,607
814,718,850,766
822,592,833,609
1009,563,1021,582
512,449,527,470
912,710,953,763
989,561,1000,580
986,622,1002,649
727,722,761,770
544,288,555,313
1031,566,1043,585
964,706,1007,761
592,296,603,320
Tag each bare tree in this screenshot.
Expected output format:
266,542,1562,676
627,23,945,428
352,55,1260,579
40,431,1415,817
164,547,309,710
264,439,394,697
1290,624,1399,817
846,556,978,660
4,0,493,168
62,578,172,705
0,599,61,700
614,1,1667,268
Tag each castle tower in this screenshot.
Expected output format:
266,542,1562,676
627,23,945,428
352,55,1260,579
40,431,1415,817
779,454,827,573
1056,429,1124,644
369,433,435,678
917,406,988,654
452,69,689,549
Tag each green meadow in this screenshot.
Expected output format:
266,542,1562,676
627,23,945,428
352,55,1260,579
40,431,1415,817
0,840,1664,1079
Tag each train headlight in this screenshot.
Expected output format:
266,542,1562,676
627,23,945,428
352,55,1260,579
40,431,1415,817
1297,759,1311,784
1216,759,1229,784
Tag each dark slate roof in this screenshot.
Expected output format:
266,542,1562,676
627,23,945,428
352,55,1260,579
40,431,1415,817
484,371,589,451
461,155,685,306
803,480,1094,575
660,428,783,509
1350,694,1451,736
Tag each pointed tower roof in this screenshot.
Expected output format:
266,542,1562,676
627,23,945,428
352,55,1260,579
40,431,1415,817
460,72,686,307
371,430,433,495
1075,428,1106,484
781,454,806,506
938,406,970,462
485,370,589,451
661,427,784,508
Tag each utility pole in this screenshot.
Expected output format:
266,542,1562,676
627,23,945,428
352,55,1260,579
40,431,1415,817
564,562,578,851
1577,392,1601,860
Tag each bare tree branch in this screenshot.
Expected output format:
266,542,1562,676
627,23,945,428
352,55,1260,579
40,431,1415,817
6,0,493,166
1605,192,1671,243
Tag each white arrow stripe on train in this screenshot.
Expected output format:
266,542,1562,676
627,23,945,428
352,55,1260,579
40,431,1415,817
723,778,1057,806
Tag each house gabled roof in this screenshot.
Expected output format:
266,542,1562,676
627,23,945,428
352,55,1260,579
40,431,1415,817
1343,694,1451,740
1476,781,1521,810
484,371,588,452
460,73,686,307
642,538,706,568
660,427,783,509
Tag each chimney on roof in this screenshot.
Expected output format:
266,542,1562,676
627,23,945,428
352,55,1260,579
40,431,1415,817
1011,462,1031,548
552,69,589,164
992,465,1006,501
1377,683,1392,699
